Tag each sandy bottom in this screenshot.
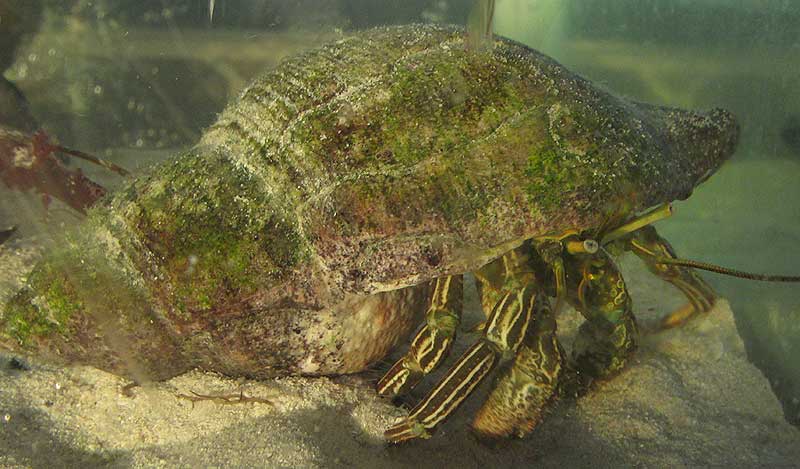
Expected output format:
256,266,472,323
1,232,799,468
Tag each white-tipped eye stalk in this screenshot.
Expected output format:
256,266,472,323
566,239,599,255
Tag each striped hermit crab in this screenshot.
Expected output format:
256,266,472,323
3,24,793,444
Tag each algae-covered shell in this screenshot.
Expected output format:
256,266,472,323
0,25,737,382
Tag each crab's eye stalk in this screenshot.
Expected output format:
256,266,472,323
565,238,599,255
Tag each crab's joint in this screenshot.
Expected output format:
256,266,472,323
384,417,432,443
466,320,486,334
625,225,717,328
385,286,536,443
537,241,567,315
377,276,463,397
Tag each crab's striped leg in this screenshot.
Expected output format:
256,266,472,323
625,225,717,328
472,294,563,440
385,282,537,443
377,275,463,397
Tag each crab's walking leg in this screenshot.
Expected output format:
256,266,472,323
385,272,537,442
377,275,463,397
471,294,563,440
625,225,717,328
468,243,563,439
562,249,638,395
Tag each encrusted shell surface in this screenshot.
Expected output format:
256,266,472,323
1,25,737,380
202,24,735,296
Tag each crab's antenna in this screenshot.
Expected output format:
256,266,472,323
655,257,800,282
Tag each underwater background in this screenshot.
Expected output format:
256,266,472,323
1,0,799,465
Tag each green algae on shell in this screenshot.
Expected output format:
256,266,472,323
0,24,738,381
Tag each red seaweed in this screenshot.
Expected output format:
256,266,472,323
0,127,128,214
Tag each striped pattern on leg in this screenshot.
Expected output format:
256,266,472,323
385,285,537,443
472,296,563,440
377,275,463,397
384,340,497,442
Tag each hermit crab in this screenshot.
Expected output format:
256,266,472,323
2,25,796,444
